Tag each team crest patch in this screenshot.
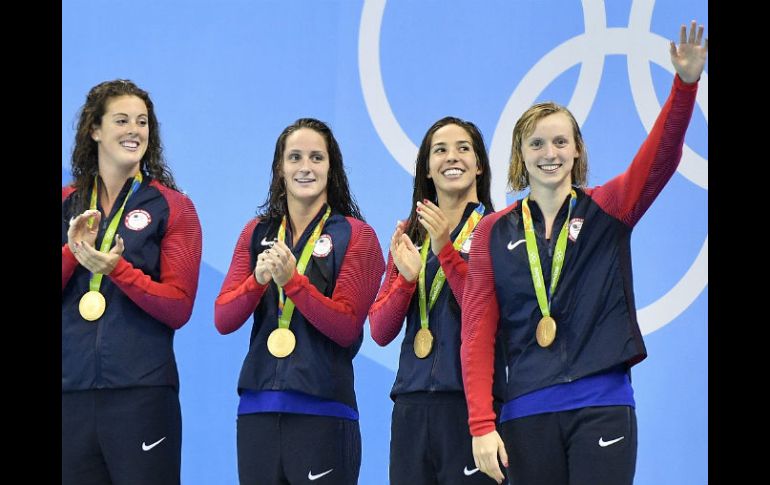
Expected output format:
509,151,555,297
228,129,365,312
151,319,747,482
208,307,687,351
125,210,152,231
313,234,333,257
568,218,584,242
460,233,474,254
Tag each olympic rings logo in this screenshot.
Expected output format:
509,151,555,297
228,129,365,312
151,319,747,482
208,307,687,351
358,0,707,336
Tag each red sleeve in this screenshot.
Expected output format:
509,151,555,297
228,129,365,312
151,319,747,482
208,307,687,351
62,245,78,289
283,219,386,347
367,252,416,346
591,75,699,227
214,218,269,335
62,187,78,290
461,212,503,436
437,240,469,304
109,188,202,330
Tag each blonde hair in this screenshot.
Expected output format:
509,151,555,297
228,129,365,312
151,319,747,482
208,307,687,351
508,102,588,192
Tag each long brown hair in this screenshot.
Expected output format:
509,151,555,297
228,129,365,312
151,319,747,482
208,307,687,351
257,118,363,225
405,116,493,243
68,79,178,213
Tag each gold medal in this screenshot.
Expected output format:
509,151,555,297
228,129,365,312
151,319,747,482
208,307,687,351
413,328,434,358
79,290,106,321
267,327,296,358
536,316,557,348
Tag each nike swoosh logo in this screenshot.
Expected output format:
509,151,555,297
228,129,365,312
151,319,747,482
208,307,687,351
308,468,333,480
260,237,274,247
598,436,624,447
463,466,480,476
507,239,525,251
141,436,166,451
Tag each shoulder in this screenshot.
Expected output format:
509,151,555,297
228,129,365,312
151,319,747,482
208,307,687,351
478,202,518,231
62,185,76,202
150,180,196,209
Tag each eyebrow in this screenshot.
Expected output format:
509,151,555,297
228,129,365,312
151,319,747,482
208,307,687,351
431,140,471,147
287,149,327,155
110,112,148,118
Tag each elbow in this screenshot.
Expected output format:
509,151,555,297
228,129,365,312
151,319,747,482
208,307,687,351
369,328,389,347
167,304,193,330
336,332,359,348
367,317,388,347
370,334,387,347
213,308,236,335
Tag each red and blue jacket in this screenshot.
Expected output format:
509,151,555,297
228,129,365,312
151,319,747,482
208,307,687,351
461,75,699,436
215,205,385,413
62,176,202,392
369,202,506,402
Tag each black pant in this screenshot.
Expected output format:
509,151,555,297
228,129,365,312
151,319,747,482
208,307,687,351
237,413,361,485
62,387,182,485
390,392,502,485
501,405,637,485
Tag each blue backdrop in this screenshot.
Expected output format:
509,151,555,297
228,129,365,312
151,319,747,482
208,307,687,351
62,1,708,483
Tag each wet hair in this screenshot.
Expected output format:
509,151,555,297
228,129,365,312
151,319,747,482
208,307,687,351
508,101,588,192
68,79,178,213
257,118,363,225
404,116,493,243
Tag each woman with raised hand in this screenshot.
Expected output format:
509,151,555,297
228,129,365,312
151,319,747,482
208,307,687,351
461,21,708,485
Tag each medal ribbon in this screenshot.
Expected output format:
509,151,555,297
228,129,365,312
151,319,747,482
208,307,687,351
521,190,576,320
87,172,143,292
418,203,484,331
276,206,332,329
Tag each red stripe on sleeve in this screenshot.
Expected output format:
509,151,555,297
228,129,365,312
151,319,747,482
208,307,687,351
283,219,386,347
110,185,202,330
368,252,416,346
437,240,469,304
461,211,506,436
591,75,699,226
62,186,78,289
214,218,270,335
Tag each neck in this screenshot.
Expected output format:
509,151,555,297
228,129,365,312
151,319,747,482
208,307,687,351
286,195,327,244
436,186,479,231
528,182,572,238
98,162,140,214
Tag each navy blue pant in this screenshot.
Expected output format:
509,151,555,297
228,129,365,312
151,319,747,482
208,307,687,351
237,413,361,485
500,405,637,485
390,392,502,485
62,386,182,485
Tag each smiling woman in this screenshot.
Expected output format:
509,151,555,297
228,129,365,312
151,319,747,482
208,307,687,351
461,20,708,485
367,116,506,485
214,118,385,485
61,79,203,485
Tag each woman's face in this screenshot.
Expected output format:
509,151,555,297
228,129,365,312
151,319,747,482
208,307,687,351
427,123,481,198
521,112,578,192
281,128,330,207
91,95,149,174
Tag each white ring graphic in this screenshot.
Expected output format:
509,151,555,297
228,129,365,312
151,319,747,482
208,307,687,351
359,0,707,337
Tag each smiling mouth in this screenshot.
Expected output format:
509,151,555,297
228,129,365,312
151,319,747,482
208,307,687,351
294,178,316,183
537,164,562,173
120,140,140,150
442,168,466,178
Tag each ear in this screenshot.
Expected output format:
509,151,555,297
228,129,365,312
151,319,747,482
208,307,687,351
476,156,482,176
91,126,101,143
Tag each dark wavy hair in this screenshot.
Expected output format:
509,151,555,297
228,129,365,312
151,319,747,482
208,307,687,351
508,101,588,192
257,118,363,226
405,116,494,243
68,79,178,213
